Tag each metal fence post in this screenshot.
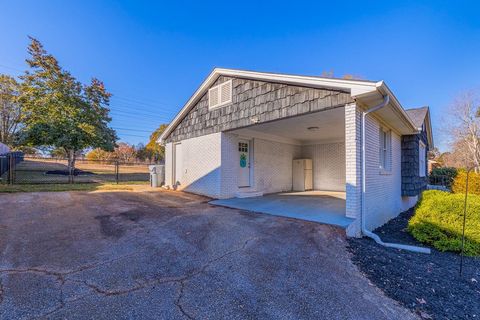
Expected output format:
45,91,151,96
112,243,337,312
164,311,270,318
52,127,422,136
460,166,476,275
9,154,14,185
115,161,119,184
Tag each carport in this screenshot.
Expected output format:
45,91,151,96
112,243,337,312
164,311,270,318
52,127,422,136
210,106,351,228
210,191,352,228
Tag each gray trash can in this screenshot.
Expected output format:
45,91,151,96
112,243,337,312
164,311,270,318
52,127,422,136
149,165,165,188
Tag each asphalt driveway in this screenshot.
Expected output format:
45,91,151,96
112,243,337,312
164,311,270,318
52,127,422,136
0,190,416,320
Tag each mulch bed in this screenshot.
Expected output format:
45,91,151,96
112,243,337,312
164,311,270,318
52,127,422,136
45,169,95,176
348,208,480,320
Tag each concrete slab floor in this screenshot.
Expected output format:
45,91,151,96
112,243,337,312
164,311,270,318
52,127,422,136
210,191,353,228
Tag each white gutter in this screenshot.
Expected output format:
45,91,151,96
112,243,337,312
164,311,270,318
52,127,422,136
361,95,431,254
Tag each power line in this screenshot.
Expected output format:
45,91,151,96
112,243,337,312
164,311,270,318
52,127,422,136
111,93,176,107
109,105,174,118
0,63,180,120
110,113,171,124
112,127,153,133
116,133,149,138
0,63,23,73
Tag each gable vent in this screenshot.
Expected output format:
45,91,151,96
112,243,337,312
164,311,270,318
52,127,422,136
209,80,232,109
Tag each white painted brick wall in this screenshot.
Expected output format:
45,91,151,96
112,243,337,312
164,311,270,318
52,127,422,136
363,116,418,230
253,138,302,194
345,103,362,237
220,132,240,198
302,143,345,191
164,133,223,198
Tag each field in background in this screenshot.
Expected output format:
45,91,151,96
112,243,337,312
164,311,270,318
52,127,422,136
2,157,152,185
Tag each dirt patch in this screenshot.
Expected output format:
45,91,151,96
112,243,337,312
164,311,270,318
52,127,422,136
348,208,480,320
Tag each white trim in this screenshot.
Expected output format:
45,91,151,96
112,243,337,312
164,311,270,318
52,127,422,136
172,142,182,186
419,141,426,177
158,68,419,144
237,138,252,187
379,127,392,172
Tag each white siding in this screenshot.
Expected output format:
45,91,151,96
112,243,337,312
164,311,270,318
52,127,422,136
302,142,345,191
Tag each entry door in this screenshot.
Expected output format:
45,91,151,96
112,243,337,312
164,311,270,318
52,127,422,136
238,140,250,187
174,143,183,186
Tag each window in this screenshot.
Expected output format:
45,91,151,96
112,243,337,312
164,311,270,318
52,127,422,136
208,80,232,109
238,142,248,152
419,141,426,177
379,127,391,171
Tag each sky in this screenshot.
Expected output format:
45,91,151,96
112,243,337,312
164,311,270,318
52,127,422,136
0,1,479,151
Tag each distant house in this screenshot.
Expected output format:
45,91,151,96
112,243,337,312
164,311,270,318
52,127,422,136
0,142,10,155
158,68,433,236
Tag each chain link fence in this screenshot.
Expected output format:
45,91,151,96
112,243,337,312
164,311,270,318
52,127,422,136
0,154,154,185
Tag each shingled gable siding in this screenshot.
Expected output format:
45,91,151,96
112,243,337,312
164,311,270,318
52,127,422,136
164,76,354,143
401,128,428,196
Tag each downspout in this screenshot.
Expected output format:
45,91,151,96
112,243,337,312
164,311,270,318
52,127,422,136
361,95,431,254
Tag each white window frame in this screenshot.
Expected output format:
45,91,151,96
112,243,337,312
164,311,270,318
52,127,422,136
208,80,232,110
379,127,391,172
419,141,426,177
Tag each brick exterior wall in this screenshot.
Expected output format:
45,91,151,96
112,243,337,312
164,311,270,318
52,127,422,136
345,103,362,236
253,139,302,194
363,115,418,232
401,129,428,196
302,142,346,191
165,133,223,198
165,76,353,143
344,103,418,237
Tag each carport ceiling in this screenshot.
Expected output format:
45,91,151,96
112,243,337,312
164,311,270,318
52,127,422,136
233,107,345,145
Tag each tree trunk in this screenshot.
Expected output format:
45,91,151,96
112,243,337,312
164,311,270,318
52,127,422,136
67,149,76,174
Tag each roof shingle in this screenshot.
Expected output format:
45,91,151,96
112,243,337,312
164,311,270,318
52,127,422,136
405,107,428,128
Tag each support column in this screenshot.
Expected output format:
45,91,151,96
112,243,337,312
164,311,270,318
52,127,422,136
345,103,362,237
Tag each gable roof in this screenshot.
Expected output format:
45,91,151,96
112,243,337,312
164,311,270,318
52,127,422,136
405,107,428,128
159,68,420,143
406,106,434,147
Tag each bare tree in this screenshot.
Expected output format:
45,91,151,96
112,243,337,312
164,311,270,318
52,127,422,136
447,91,480,170
0,74,22,145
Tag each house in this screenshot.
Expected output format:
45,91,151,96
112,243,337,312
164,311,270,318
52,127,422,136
158,68,433,237
0,142,10,155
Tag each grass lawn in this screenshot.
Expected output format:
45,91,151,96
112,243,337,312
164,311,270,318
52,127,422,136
0,181,150,193
3,158,151,185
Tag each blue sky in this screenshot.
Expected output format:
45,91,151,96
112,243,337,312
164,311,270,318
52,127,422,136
1,1,479,151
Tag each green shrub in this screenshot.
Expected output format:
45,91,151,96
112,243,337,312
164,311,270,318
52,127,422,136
429,167,457,188
452,170,480,195
408,190,480,256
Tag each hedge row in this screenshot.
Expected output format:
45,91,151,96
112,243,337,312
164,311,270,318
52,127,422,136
452,170,480,195
408,190,480,256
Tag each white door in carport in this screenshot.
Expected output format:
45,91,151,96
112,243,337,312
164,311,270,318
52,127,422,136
238,140,250,187
174,143,183,186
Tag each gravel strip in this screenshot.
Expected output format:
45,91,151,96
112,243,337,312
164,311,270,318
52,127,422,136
348,208,480,320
